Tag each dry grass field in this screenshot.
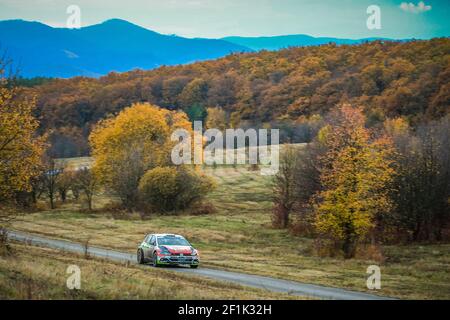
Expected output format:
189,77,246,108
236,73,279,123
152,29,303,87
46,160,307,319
0,243,299,300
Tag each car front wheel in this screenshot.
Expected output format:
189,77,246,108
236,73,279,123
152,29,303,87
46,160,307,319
137,249,145,264
152,253,159,267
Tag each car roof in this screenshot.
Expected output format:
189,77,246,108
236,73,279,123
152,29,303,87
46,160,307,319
151,234,185,238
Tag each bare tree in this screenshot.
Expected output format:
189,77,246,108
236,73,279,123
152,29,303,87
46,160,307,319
57,171,73,203
41,159,61,209
390,115,450,242
111,148,146,211
272,146,298,228
74,168,98,211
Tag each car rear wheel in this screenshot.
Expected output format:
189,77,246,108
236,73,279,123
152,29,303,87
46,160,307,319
190,265,199,269
137,249,145,264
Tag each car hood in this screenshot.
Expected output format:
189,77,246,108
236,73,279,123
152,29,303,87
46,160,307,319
161,245,193,254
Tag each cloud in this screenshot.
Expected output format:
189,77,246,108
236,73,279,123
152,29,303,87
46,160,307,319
400,1,432,14
63,50,79,59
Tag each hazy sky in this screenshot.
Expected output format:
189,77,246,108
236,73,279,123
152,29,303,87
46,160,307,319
0,0,449,39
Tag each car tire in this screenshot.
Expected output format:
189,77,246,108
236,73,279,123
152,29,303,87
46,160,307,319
190,265,199,269
137,249,145,264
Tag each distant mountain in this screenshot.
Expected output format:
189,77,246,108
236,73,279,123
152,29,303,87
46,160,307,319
0,19,251,78
222,34,392,51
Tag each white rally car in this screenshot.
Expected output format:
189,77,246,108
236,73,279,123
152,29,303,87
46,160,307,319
137,234,200,268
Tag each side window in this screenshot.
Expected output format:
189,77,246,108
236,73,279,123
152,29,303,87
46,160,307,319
150,236,157,246
144,235,150,243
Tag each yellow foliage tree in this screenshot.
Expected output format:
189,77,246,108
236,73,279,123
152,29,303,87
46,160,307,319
89,103,191,209
315,105,395,258
0,84,46,202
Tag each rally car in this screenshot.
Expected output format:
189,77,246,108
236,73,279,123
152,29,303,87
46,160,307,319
137,234,200,268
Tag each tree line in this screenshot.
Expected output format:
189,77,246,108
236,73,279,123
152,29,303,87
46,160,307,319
19,38,450,158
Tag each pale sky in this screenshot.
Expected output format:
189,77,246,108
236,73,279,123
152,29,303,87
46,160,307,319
0,0,449,39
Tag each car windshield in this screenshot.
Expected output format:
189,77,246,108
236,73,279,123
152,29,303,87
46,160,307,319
157,236,190,246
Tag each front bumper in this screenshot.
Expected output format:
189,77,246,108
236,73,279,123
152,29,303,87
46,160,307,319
157,255,200,266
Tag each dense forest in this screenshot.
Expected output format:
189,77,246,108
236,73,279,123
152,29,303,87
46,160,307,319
22,38,450,157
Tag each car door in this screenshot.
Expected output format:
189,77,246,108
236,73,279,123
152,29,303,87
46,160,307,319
148,236,157,259
141,235,153,259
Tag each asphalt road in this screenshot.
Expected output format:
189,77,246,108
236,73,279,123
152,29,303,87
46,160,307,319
7,230,392,300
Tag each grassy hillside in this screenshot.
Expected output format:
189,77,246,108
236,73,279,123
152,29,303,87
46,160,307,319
10,164,450,300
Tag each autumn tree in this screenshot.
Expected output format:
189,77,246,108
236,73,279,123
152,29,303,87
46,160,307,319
314,105,395,258
0,69,46,203
89,103,191,210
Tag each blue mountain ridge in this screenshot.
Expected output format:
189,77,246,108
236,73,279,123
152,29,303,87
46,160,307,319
222,34,393,51
0,19,251,78
0,19,393,78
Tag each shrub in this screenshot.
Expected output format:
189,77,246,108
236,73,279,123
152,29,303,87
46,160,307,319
138,166,215,213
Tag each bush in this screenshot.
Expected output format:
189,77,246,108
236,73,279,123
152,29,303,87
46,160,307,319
138,166,215,213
